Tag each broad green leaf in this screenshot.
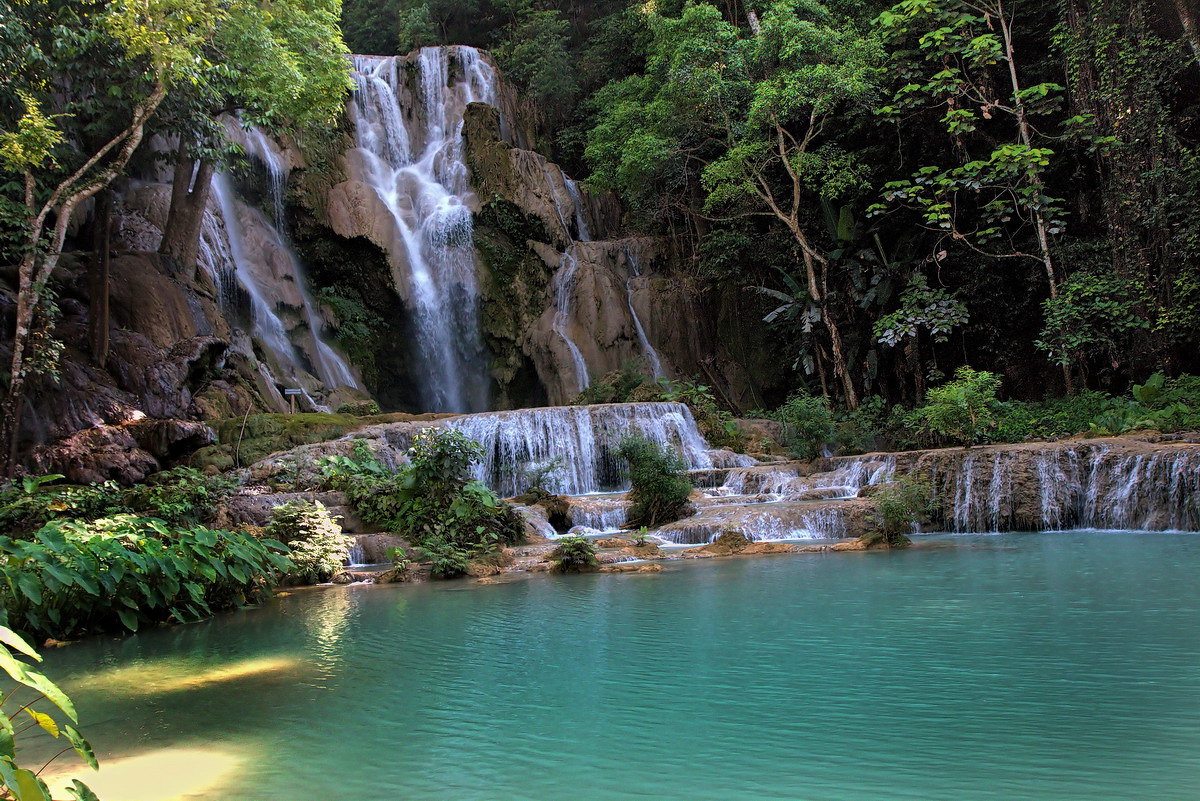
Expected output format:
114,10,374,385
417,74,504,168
64,726,99,771
116,609,139,632
0,627,40,661
20,670,77,722
68,779,102,801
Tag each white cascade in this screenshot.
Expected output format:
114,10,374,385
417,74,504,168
550,248,590,394
241,126,360,391
348,48,493,412
623,245,665,380
206,172,304,380
445,402,755,496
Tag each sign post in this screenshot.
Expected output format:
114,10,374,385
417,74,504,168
283,388,303,414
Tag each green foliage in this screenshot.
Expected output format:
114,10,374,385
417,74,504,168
327,429,523,577
516,457,563,495
267,501,352,584
0,625,101,801
868,474,928,546
913,366,1002,446
491,0,578,116
549,535,599,573
121,467,235,526
874,273,968,347
617,436,693,529
1036,269,1151,366
0,476,116,540
336,400,383,416
771,393,835,460
0,516,290,640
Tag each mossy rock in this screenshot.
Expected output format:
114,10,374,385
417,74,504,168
192,412,416,470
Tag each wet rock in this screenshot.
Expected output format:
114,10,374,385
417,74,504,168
600,563,663,573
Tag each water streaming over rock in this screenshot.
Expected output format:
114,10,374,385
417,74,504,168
348,48,494,412
240,127,359,391
445,402,754,496
827,441,1200,532
623,245,665,379
550,248,591,394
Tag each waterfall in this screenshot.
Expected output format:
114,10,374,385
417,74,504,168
240,126,360,391
348,48,493,412
207,172,303,377
825,441,1200,533
444,402,754,496
1033,446,1200,531
551,248,590,394
623,245,665,380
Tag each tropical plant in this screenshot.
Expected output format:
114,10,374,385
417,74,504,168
617,436,693,529
773,393,835,460
0,624,101,801
337,429,523,576
266,501,352,584
867,474,929,546
0,476,117,539
0,516,290,640
121,467,236,526
914,367,1002,446
549,535,599,573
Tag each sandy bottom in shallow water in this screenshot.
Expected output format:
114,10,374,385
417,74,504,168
44,746,242,801
76,655,304,696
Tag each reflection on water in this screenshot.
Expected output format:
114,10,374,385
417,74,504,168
28,535,1200,801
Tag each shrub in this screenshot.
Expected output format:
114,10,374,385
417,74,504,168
0,516,290,640
773,393,835,460
914,367,1002,447
122,466,236,525
0,625,101,800
336,400,382,416
338,429,524,577
267,501,353,584
617,436,693,528
868,475,930,546
0,474,118,538
550,535,599,573
516,457,564,494
570,364,648,405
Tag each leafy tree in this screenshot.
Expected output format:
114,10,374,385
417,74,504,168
1035,268,1151,369
587,0,884,408
492,0,577,116
915,365,1002,446
872,0,1067,297
0,0,225,474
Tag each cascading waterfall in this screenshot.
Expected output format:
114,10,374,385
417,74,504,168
623,245,665,380
445,402,754,496
544,173,594,394
826,442,1200,532
551,249,591,394
348,48,493,412
207,173,304,377
241,127,359,391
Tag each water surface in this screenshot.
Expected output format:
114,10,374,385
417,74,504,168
40,532,1200,800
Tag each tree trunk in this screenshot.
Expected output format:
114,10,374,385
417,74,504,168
89,189,112,365
796,238,858,409
1,81,166,476
159,140,215,279
1176,0,1200,69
